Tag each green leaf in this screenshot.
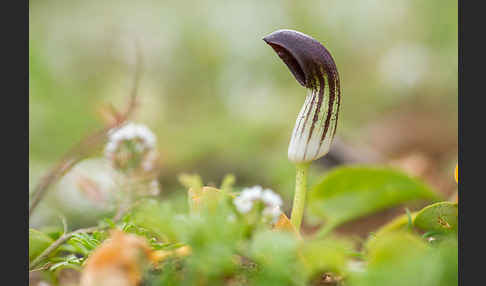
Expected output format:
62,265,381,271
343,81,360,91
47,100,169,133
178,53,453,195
29,229,54,262
365,231,427,264
352,232,430,286
299,237,354,279
178,173,203,191
249,230,304,285
352,232,457,286
189,186,227,213
220,173,236,193
56,232,102,257
131,200,179,242
414,202,458,233
48,255,85,272
363,211,418,250
308,166,441,228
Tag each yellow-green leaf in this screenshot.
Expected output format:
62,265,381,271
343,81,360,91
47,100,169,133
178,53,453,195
29,229,54,262
414,201,458,233
308,166,441,228
299,238,353,279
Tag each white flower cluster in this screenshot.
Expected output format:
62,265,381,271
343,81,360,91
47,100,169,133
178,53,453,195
233,186,283,222
104,122,157,159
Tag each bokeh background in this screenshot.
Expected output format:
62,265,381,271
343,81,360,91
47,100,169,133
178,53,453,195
29,0,457,230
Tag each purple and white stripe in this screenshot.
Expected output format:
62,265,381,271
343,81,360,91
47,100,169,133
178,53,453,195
263,29,341,163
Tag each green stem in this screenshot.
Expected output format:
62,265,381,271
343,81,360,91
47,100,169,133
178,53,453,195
290,162,311,232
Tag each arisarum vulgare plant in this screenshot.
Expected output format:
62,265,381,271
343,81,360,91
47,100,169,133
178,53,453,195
263,29,341,231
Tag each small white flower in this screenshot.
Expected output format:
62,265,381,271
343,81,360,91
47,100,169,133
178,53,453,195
104,122,157,171
262,205,282,223
233,186,262,213
104,122,157,158
233,185,262,213
262,189,283,207
141,150,159,171
233,186,283,222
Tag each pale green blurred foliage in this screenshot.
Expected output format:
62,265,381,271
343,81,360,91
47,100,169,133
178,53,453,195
350,232,457,286
29,0,457,226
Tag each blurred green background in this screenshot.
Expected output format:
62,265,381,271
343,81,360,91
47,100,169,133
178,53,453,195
29,0,457,228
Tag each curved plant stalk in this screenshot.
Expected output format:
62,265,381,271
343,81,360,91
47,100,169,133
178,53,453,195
290,162,310,230
263,29,342,232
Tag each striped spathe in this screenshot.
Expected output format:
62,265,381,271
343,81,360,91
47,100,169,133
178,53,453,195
263,29,341,163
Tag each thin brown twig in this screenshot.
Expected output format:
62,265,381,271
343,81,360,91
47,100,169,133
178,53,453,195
29,263,52,273
29,42,143,218
124,38,143,119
